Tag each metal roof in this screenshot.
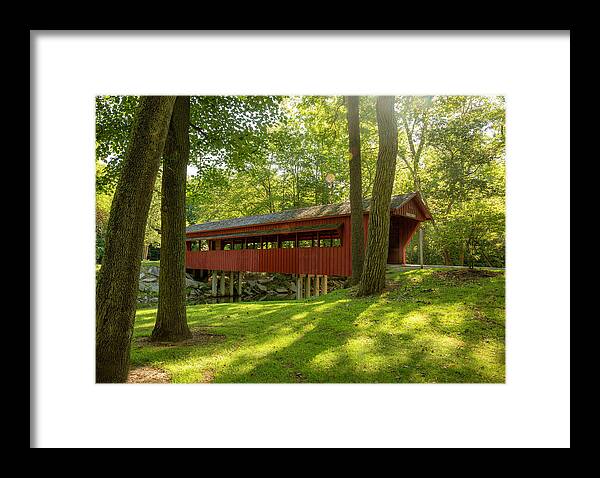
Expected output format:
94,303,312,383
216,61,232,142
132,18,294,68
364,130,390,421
186,192,425,234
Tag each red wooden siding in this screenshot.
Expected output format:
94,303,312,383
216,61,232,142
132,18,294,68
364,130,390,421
186,216,352,276
391,199,428,222
186,245,351,276
185,194,430,276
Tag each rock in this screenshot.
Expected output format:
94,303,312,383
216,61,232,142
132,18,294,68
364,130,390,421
139,282,159,293
185,278,201,288
275,287,289,294
258,278,272,284
289,282,297,292
185,273,195,280
141,276,157,282
147,266,160,276
256,283,268,292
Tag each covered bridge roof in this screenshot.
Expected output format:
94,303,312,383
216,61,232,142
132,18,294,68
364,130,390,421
186,192,431,235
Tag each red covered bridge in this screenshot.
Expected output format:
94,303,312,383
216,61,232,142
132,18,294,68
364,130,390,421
185,192,432,297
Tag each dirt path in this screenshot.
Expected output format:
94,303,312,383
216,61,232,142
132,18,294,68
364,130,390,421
127,366,171,383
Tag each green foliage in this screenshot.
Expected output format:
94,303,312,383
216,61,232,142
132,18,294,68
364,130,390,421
423,198,505,267
188,95,282,171
130,268,505,383
145,176,161,248
186,96,356,224
95,162,114,263
96,161,162,262
95,95,140,192
96,95,282,191
96,95,505,267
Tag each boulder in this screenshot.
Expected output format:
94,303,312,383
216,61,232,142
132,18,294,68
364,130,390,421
276,287,289,294
147,266,160,276
139,282,159,293
185,278,201,288
256,283,268,292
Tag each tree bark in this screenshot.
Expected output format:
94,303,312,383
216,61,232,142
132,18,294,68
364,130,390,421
345,96,365,285
152,97,192,342
357,96,398,296
96,96,176,383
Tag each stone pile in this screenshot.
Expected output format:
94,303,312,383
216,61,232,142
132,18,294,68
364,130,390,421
138,266,346,304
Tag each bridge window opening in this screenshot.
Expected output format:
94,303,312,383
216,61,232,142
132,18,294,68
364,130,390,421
262,235,278,249
280,233,296,248
189,229,342,252
246,239,261,249
318,230,341,247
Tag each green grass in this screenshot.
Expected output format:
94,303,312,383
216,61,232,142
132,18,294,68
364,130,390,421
131,268,505,383
141,260,160,268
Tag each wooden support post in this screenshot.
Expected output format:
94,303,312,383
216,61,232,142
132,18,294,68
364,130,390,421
419,227,424,269
322,275,328,295
211,270,218,296
306,275,312,298
229,272,234,297
296,274,303,300
314,275,320,297
220,271,225,296
238,271,243,296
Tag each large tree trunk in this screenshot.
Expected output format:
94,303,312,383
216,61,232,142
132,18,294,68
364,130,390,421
357,96,398,296
96,96,176,383
345,96,365,285
152,97,192,342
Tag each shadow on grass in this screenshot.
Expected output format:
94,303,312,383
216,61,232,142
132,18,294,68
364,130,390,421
131,269,505,383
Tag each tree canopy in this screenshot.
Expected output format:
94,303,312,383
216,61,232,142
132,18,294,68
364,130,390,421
96,95,505,267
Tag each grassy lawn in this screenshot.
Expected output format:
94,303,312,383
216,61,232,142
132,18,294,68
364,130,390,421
141,260,160,268
131,268,505,383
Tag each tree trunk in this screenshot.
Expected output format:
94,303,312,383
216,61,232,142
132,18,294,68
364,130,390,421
345,96,365,285
152,97,192,342
357,96,398,296
142,244,149,260
443,249,452,266
96,96,176,383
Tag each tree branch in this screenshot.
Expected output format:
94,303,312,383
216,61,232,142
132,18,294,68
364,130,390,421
189,123,208,138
